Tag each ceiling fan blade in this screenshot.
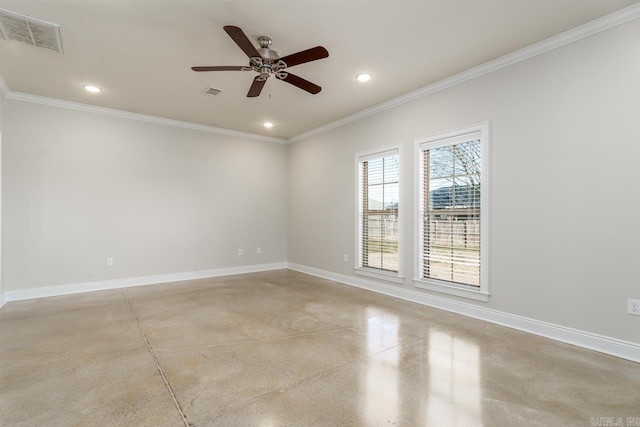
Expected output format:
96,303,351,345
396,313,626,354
191,66,246,72
279,46,329,68
247,76,267,97
224,25,261,58
278,72,321,94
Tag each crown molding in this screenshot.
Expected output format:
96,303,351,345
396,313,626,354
288,3,640,144
3,3,639,144
4,90,288,144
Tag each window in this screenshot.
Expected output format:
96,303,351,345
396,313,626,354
415,123,489,301
356,146,402,283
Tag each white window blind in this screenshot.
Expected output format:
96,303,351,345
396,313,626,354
419,132,483,288
358,149,400,273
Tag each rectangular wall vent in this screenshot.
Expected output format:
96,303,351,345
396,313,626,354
0,8,63,53
203,87,222,96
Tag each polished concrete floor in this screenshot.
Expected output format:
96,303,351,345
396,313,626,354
1,270,638,426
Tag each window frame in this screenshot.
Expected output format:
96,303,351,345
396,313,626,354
355,144,404,284
413,123,490,302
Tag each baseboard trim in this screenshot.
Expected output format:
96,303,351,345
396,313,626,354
3,262,288,303
3,262,638,363
287,263,640,363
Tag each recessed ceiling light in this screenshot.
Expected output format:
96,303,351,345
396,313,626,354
356,73,372,82
263,122,274,128
83,85,101,93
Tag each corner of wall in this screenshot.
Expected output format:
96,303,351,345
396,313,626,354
0,73,9,98
0,73,6,303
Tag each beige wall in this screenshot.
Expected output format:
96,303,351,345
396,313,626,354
2,100,288,291
288,19,640,343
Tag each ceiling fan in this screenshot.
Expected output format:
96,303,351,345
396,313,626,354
192,26,329,98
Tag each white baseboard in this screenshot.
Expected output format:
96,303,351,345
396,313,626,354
287,263,640,364
3,261,637,363
3,262,288,303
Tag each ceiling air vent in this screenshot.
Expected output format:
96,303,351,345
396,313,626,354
203,87,222,96
0,8,63,53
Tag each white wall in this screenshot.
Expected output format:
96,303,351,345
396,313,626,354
288,19,640,344
2,100,288,291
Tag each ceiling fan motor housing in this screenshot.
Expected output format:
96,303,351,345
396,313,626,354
258,48,279,60
250,50,287,79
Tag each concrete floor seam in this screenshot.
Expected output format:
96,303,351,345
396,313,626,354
122,291,191,427
4,271,637,425
152,325,358,353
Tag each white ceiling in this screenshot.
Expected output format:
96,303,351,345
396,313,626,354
0,0,637,139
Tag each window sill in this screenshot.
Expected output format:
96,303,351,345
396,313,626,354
413,279,489,302
355,268,404,284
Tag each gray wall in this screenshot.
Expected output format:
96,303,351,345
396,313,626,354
288,19,640,343
2,100,288,290
0,90,4,129
0,90,4,297
2,19,638,345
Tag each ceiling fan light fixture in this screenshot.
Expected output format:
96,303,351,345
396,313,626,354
83,84,101,93
263,122,274,128
356,73,372,82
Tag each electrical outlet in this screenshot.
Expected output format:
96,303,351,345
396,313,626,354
238,249,243,256
257,248,262,254
628,299,640,316
106,257,113,266
343,254,348,263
